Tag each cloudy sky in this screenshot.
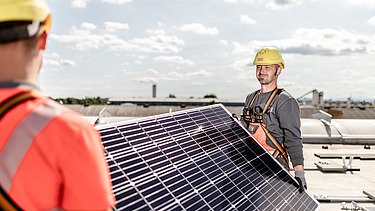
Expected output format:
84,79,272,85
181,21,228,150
41,0,375,101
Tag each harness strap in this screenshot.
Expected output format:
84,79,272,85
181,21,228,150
0,90,43,120
248,87,279,114
248,89,260,111
0,89,43,211
260,124,289,164
247,87,290,165
0,185,22,211
261,88,280,115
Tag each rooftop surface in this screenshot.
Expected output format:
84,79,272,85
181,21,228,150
304,144,375,210
68,104,375,119
81,105,375,211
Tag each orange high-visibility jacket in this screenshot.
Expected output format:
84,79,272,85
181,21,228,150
0,84,115,210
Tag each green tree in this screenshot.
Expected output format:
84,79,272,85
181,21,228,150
51,96,108,105
203,94,217,99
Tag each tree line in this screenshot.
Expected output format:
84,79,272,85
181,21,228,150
52,94,218,105
51,97,109,105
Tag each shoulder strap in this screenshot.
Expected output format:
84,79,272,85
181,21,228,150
259,87,290,167
0,185,22,211
259,124,289,166
0,90,43,120
248,89,260,110
248,88,282,113
261,87,282,115
0,90,43,210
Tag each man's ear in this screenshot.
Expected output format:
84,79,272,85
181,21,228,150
276,66,282,76
38,31,47,50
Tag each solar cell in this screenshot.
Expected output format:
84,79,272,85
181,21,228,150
98,104,319,211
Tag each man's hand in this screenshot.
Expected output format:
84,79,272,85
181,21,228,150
295,170,307,193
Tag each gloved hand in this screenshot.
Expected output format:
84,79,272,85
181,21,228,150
295,170,307,193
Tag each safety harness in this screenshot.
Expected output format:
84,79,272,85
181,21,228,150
0,90,42,211
242,87,289,167
0,185,22,211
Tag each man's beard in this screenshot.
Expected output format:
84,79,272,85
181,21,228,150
257,72,277,85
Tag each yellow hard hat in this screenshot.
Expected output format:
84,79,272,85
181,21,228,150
253,47,285,69
0,0,51,33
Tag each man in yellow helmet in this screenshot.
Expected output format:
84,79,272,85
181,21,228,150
0,1,115,210
241,47,307,192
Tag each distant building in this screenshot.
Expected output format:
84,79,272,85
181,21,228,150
108,98,244,108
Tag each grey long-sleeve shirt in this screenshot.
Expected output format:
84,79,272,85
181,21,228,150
243,88,304,167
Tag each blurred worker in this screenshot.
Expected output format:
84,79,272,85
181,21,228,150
241,47,307,191
0,0,115,210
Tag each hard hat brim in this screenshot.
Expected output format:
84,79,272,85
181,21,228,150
0,1,51,32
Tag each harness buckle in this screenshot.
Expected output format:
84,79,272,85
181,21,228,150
247,124,259,134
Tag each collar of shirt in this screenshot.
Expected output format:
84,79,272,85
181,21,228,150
0,81,39,90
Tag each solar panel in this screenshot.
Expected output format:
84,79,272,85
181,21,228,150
97,104,319,211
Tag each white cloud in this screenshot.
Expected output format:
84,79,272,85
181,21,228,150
133,77,159,84
266,0,302,10
191,81,205,86
232,41,252,55
71,0,90,8
145,29,166,35
232,28,375,56
220,39,229,46
229,58,254,82
147,68,160,75
43,53,77,71
133,70,212,83
180,23,219,35
129,30,185,53
101,0,132,5
367,16,375,25
223,0,307,10
71,0,131,8
240,15,257,24
340,68,361,80
104,21,129,32
223,0,255,3
51,25,185,54
346,0,375,8
80,22,97,30
153,55,194,66
187,69,212,77
223,0,238,3
121,69,133,74
230,58,252,73
50,27,133,51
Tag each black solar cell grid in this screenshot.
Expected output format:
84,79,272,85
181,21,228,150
98,104,319,211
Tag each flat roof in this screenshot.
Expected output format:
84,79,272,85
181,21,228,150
108,97,243,103
85,114,375,210
304,144,375,210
